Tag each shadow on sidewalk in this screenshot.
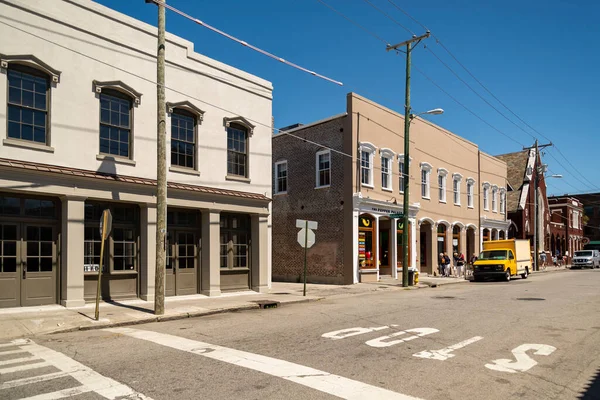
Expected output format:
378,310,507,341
77,300,154,320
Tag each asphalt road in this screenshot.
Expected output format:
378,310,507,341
2,269,600,400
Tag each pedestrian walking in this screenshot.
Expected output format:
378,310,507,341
443,252,451,277
438,253,445,277
455,252,465,277
540,251,547,270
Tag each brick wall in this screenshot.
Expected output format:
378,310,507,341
272,115,347,284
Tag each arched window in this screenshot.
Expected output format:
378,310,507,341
453,225,461,253
7,65,50,144
437,224,447,255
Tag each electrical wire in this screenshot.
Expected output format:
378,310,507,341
146,0,342,86
385,0,599,194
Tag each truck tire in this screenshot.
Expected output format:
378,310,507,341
521,267,529,279
504,270,511,282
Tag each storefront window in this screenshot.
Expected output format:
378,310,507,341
84,226,102,273
359,214,375,268
453,225,461,254
397,220,411,268
112,228,136,271
437,225,446,255
0,196,21,216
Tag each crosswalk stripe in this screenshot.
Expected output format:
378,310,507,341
16,385,92,400
0,371,70,390
106,327,423,400
0,361,51,374
0,339,29,349
0,356,37,366
0,349,27,356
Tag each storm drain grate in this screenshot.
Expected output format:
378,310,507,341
254,300,280,309
516,297,546,301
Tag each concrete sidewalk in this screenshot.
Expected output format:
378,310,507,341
0,282,408,340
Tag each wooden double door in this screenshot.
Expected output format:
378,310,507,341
166,230,199,296
0,222,57,308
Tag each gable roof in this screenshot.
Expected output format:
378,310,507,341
495,150,530,213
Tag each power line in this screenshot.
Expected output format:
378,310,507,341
146,0,343,86
361,0,413,36
384,0,599,194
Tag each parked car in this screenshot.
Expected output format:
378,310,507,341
571,250,600,269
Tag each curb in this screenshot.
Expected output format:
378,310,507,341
47,297,324,336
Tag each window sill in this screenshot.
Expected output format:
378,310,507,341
422,196,430,200
454,203,461,207
361,183,374,189
315,185,330,190
220,268,250,273
3,138,55,153
468,205,474,209
97,154,136,166
439,200,447,204
274,191,287,196
226,175,251,183
169,166,200,176
382,187,393,192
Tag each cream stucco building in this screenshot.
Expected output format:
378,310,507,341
0,0,272,308
272,93,509,284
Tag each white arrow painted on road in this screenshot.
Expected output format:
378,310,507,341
413,336,484,361
365,328,439,348
485,343,556,373
322,326,389,340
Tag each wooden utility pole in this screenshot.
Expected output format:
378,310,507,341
154,0,167,315
386,32,430,287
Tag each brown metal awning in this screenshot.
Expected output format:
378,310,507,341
0,158,271,202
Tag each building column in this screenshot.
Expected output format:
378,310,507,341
140,204,156,301
251,213,269,293
201,209,221,297
460,226,467,257
374,216,380,275
391,218,398,279
430,223,438,275
446,224,453,256
60,196,86,308
410,217,417,270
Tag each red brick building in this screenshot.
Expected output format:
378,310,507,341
547,196,584,261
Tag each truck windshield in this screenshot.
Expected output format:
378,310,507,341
478,250,507,260
574,251,593,257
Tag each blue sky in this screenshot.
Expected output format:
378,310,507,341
95,0,599,196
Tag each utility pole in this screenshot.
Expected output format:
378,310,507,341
386,32,430,287
523,139,552,272
149,0,167,315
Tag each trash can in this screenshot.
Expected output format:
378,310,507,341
408,269,415,286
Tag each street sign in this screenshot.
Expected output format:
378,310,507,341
99,209,113,240
296,219,318,230
390,213,404,219
297,228,315,248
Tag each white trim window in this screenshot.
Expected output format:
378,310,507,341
500,189,506,214
466,178,475,208
316,149,331,188
483,183,490,211
438,168,448,203
399,159,405,193
359,142,376,187
573,210,579,229
274,160,287,194
492,185,498,212
380,148,394,191
421,162,432,199
453,173,462,205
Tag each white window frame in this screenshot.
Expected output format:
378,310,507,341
274,160,288,195
483,182,490,211
500,188,506,214
453,173,463,206
420,162,432,199
573,210,579,229
397,154,412,194
438,168,448,203
492,185,498,212
380,148,394,192
315,149,331,188
466,178,475,209
359,142,377,188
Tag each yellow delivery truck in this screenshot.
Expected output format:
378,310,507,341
473,239,532,282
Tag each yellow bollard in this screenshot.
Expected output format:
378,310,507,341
414,270,419,284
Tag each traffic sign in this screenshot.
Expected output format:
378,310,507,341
298,228,315,248
296,219,318,230
390,213,404,219
99,209,113,239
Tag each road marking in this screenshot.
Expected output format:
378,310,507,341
485,343,556,373
322,326,389,340
0,355,38,366
0,361,51,374
0,339,30,348
413,336,483,361
365,328,439,348
18,385,92,400
106,327,424,400
0,349,27,356
0,371,70,390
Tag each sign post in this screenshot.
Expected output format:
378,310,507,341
296,219,318,296
95,209,112,321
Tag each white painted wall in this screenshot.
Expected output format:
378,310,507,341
0,0,273,198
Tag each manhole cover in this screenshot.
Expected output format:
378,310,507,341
516,298,546,301
253,300,280,309
432,296,456,299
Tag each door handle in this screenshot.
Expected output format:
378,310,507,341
22,263,27,280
